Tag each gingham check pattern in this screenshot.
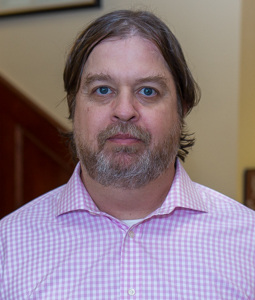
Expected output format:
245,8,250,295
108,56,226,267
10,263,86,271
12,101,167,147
1,160,255,299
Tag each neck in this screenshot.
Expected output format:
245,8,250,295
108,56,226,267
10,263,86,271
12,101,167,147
80,162,176,220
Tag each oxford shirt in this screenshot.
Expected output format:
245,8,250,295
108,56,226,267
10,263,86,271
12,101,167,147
0,160,255,299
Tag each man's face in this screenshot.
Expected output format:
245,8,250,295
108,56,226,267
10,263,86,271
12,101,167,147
74,35,181,189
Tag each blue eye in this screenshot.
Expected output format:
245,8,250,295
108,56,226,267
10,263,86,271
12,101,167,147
96,86,111,95
139,87,156,96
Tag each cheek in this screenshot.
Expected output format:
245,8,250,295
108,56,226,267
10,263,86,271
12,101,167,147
145,110,179,142
75,106,109,142
74,106,90,142
144,109,173,131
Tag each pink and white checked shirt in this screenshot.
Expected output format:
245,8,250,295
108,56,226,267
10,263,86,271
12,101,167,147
1,160,255,299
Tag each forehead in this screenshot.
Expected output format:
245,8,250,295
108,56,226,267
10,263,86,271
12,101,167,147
83,36,171,79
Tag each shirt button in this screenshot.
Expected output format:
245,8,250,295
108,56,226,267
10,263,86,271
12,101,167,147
89,212,97,216
128,288,135,296
128,231,135,238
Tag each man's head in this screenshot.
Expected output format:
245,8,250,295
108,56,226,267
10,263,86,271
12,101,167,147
63,10,200,188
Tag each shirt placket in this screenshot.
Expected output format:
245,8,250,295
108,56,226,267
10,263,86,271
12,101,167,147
119,224,142,300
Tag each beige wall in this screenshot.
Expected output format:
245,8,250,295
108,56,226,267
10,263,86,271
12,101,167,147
238,0,255,202
0,0,241,200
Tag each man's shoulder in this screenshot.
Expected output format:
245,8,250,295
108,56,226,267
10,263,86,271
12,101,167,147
0,185,65,230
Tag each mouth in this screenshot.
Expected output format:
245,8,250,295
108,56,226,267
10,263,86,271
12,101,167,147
97,123,151,150
107,133,142,145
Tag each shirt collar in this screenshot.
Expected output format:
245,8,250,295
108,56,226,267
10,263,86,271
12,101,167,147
56,159,208,217
156,159,208,215
56,163,99,217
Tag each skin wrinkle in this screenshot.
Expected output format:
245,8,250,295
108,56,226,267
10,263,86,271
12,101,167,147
80,73,171,101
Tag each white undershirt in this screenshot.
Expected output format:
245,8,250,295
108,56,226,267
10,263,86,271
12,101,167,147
122,219,144,227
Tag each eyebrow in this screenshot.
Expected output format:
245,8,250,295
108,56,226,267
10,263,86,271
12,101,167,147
135,75,168,89
82,73,113,86
82,73,169,89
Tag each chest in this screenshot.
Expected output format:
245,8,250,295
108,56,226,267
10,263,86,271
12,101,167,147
2,215,254,299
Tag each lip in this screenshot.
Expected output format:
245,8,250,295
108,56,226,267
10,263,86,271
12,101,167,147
108,134,141,145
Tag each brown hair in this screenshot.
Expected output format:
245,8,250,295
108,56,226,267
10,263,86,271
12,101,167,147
63,10,200,161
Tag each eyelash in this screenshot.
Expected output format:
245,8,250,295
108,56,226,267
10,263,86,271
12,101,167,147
138,87,157,97
93,86,158,97
94,86,113,95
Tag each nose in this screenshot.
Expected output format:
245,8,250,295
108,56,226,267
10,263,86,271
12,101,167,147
111,91,139,122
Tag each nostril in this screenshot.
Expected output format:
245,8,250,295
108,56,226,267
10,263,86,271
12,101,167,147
113,113,138,122
113,115,136,123
111,93,139,122
112,105,139,122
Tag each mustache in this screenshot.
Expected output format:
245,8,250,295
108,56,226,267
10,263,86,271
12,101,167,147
97,123,151,147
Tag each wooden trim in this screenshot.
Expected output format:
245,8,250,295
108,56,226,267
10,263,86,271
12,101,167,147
0,75,74,168
0,75,75,218
14,125,23,208
0,0,100,17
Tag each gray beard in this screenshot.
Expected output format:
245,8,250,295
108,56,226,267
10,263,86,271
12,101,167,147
75,122,181,189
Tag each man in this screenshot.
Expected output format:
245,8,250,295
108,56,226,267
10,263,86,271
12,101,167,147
0,10,254,299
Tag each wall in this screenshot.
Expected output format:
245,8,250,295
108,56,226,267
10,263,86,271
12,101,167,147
238,0,255,202
0,0,241,200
